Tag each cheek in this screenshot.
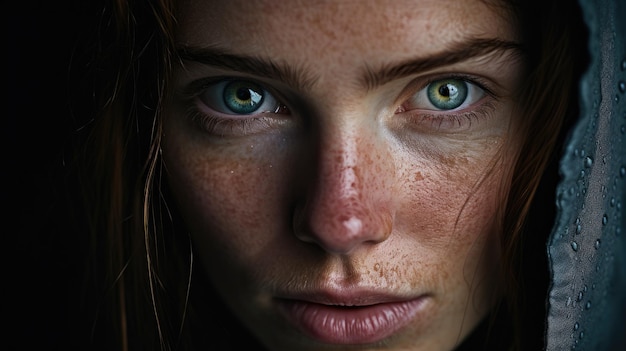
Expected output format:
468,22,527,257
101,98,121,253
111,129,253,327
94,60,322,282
162,133,296,261
394,137,513,298
395,137,510,245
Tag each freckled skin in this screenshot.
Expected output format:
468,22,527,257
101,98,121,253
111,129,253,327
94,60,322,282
163,1,524,350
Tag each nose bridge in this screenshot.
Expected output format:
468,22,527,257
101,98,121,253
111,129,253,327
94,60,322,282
296,119,394,254
331,132,360,203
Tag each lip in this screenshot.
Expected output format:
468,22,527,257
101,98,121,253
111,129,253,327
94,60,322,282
275,292,430,345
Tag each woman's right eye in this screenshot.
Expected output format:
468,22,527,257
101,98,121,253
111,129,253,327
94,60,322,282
197,79,284,115
182,78,291,137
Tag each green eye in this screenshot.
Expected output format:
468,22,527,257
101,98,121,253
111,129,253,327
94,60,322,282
223,81,265,114
426,79,469,110
197,79,283,117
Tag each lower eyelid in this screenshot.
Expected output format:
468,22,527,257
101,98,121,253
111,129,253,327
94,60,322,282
186,104,286,137
396,100,497,132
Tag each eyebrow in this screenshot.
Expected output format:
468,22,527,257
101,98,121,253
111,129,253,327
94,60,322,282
177,45,319,91
176,38,523,92
362,38,524,90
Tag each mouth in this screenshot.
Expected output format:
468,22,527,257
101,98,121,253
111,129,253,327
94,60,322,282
275,292,430,345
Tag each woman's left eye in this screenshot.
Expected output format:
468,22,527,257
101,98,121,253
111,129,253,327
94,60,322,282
401,78,485,112
197,79,283,115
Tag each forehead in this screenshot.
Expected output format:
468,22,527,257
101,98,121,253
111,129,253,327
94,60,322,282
175,0,518,61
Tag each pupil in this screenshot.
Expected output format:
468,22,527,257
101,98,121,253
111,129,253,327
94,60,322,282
439,84,459,98
439,85,451,97
236,88,251,101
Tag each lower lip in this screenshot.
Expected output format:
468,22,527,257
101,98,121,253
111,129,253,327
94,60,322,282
276,296,429,345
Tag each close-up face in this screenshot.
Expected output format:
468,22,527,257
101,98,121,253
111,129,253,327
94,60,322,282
163,0,526,350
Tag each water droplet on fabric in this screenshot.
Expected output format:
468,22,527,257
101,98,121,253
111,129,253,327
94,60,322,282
577,291,584,301
595,239,601,249
622,59,626,71
610,197,616,207
619,81,626,93
579,331,584,340
620,166,626,177
576,224,582,235
571,241,579,251
567,296,572,306
602,214,608,225
585,301,592,309
584,156,593,168
574,322,579,330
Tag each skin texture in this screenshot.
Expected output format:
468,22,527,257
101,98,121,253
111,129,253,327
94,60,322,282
163,0,525,350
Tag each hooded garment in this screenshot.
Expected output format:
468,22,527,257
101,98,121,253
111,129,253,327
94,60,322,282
546,0,626,349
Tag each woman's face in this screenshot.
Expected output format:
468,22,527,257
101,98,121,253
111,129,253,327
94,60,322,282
163,0,525,349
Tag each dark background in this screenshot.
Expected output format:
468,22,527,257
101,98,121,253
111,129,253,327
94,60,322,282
5,1,96,348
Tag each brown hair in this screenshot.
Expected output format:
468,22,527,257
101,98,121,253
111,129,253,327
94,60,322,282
495,0,587,350
71,0,182,349
69,0,587,350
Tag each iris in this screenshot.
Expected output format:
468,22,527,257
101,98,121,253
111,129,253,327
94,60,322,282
223,80,265,114
427,79,468,110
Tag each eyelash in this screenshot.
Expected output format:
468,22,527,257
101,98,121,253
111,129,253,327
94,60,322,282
399,101,497,131
182,77,290,137
187,106,282,137
393,75,497,131
181,75,496,136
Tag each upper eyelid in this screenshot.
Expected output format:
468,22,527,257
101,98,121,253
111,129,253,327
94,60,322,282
183,77,319,118
180,76,249,97
393,74,497,107
180,76,291,104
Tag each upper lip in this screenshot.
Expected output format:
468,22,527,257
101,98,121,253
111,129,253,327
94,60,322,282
274,287,425,306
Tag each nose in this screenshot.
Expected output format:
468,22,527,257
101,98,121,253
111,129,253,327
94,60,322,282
293,122,395,255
